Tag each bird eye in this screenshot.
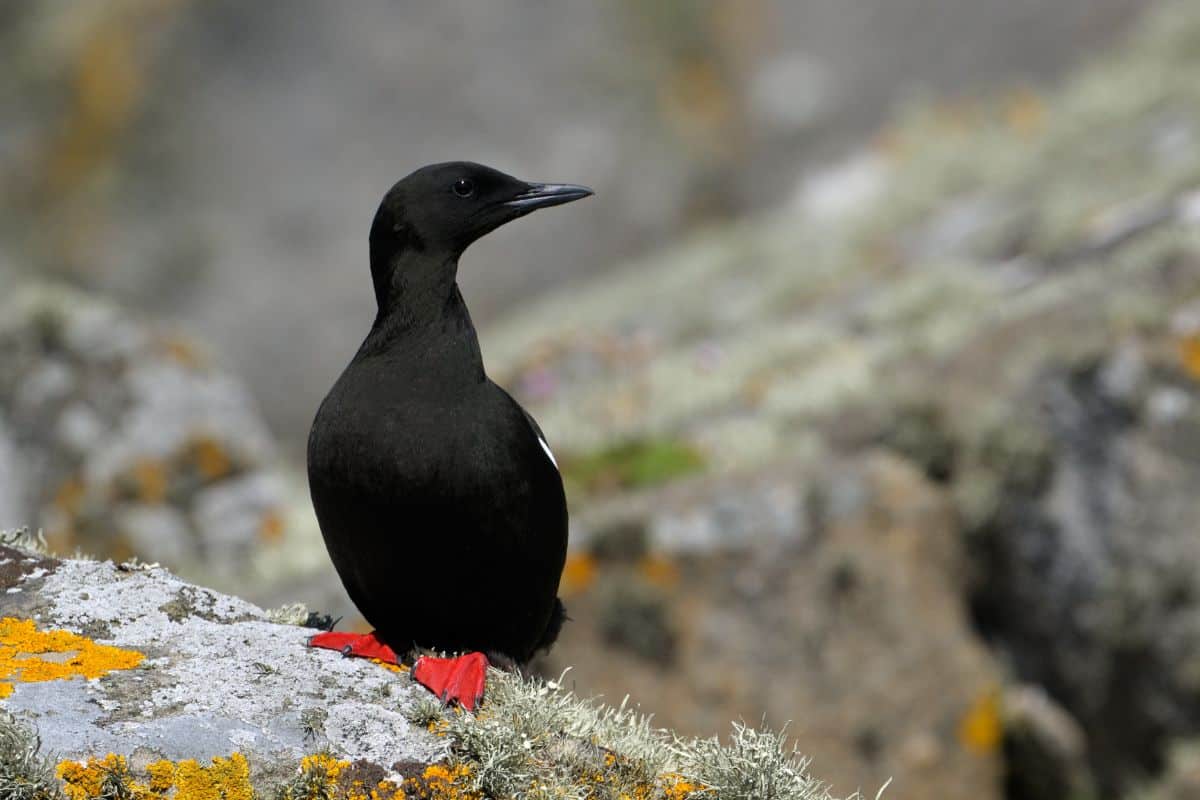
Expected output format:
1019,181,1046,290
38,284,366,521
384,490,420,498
452,178,476,198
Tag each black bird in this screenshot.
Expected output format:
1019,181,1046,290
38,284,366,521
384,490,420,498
306,162,591,709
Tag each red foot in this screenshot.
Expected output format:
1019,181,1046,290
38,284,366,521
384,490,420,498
413,652,489,711
307,630,399,663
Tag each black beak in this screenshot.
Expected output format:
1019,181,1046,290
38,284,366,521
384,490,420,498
504,183,594,212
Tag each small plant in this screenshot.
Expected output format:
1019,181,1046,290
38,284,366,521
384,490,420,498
403,668,857,800
0,711,63,800
676,721,844,800
0,529,49,556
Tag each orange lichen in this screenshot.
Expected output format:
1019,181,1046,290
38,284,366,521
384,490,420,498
560,553,598,595
58,754,253,800
130,460,169,504
188,436,233,481
257,510,286,544
1180,334,1200,380
161,335,207,369
0,617,143,698
54,477,87,515
959,688,1003,755
1003,88,1045,136
43,525,77,557
637,555,680,588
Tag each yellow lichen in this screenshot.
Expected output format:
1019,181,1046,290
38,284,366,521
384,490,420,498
58,754,253,800
959,688,1003,755
1002,87,1045,136
370,658,406,674
51,748,710,800
145,760,176,793
160,335,207,369
188,436,232,481
1180,334,1200,380
57,754,125,800
659,773,710,799
172,755,254,800
129,460,169,504
401,764,479,800
559,553,598,595
257,510,286,544
0,617,143,698
54,477,87,515
300,753,349,781
637,555,680,588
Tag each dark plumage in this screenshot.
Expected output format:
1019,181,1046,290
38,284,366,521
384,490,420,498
307,162,590,665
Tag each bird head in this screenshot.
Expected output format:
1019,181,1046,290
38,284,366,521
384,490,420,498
370,161,592,263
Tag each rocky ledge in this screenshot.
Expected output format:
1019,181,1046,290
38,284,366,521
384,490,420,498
0,538,862,800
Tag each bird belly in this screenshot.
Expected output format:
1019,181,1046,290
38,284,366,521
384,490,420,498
308,413,566,661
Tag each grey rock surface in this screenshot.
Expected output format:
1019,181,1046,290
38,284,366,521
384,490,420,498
0,543,442,786
0,285,308,587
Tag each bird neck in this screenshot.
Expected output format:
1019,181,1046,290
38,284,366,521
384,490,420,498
370,244,460,320
360,250,485,382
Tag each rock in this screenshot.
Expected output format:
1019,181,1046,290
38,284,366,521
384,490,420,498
1143,741,1200,800
965,350,1200,796
544,454,1004,800
1002,684,1095,800
0,541,855,800
0,542,439,786
0,285,297,583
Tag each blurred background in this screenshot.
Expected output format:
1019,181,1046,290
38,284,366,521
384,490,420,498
4,1,1200,797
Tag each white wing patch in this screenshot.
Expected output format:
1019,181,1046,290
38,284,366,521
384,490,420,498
537,434,559,469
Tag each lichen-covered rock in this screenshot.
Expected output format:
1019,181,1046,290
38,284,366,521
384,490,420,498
0,543,441,784
0,285,296,581
0,541,857,800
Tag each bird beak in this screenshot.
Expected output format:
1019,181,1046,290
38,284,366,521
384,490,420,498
503,183,594,212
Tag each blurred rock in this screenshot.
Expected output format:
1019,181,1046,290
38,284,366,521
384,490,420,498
1002,684,1095,800
0,284,291,582
0,0,1149,447
495,7,1200,796
965,348,1200,797
544,453,1004,800
1144,742,1200,800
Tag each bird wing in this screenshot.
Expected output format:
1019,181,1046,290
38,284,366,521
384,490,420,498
495,384,558,472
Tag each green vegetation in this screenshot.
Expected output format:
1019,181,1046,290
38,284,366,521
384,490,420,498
561,438,706,497
0,711,64,800
408,668,857,800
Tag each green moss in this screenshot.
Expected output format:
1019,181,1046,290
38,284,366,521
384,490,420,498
562,438,706,496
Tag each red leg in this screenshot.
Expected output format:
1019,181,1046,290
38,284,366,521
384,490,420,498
412,652,489,711
307,630,399,663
